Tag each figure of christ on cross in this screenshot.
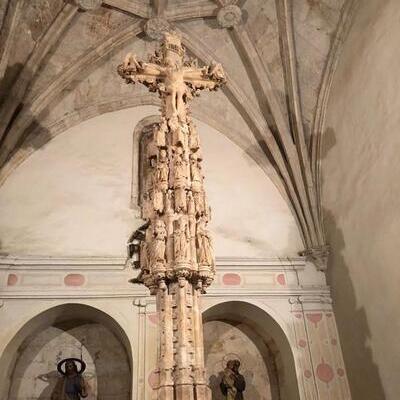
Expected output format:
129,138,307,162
118,32,225,121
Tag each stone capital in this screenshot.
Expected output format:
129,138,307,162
300,244,330,271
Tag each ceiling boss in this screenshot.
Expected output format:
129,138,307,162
118,32,226,400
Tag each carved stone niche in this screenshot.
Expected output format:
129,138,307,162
74,0,103,11
130,116,161,213
138,124,157,209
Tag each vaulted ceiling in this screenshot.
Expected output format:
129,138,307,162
0,0,358,267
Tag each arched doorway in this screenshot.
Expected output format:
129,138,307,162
0,303,132,400
203,301,300,400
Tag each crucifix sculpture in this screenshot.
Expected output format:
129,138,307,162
118,32,226,400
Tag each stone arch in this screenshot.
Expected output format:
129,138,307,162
203,300,300,400
0,303,133,400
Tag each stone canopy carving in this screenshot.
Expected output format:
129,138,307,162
118,32,226,400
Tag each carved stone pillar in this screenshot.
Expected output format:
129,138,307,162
119,32,226,400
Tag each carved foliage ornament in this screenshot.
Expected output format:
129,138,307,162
74,0,102,11
217,5,242,28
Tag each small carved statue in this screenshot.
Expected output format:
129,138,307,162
193,190,205,215
197,215,213,266
149,220,167,268
189,122,200,150
190,153,203,192
220,359,246,400
173,147,187,188
156,149,169,191
174,217,189,262
208,61,225,82
51,358,88,400
165,189,174,215
154,121,167,148
123,52,141,71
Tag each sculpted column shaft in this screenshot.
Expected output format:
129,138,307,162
119,32,226,400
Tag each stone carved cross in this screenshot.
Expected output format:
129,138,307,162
118,32,225,400
118,32,225,121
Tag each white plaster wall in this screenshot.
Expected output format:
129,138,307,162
0,106,302,258
322,1,400,399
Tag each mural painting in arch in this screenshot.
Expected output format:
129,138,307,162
202,300,300,400
0,304,132,400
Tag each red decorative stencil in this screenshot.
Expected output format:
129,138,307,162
298,339,307,348
306,313,323,327
222,273,241,286
277,273,286,286
304,370,312,379
64,274,85,286
148,370,159,389
148,313,159,325
7,274,18,286
316,360,334,383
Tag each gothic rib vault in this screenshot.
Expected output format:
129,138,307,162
0,0,359,263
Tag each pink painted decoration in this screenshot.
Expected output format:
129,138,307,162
306,313,323,327
222,273,241,286
316,360,334,384
64,273,85,287
148,313,159,325
294,313,303,319
276,273,286,286
148,369,159,389
298,339,307,348
337,368,345,377
304,370,312,379
7,274,18,286
331,338,338,346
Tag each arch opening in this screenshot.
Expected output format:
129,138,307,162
203,301,300,400
0,303,133,400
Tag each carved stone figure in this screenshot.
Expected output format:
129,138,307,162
149,220,167,269
154,120,167,148
197,216,213,266
194,190,205,215
173,147,188,188
220,360,246,400
189,122,200,150
174,217,189,263
52,358,88,400
156,149,169,191
190,154,203,192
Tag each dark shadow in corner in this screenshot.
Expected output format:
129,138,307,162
0,63,54,170
323,207,386,400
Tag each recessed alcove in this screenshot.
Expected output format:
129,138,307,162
203,301,300,400
0,304,132,400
